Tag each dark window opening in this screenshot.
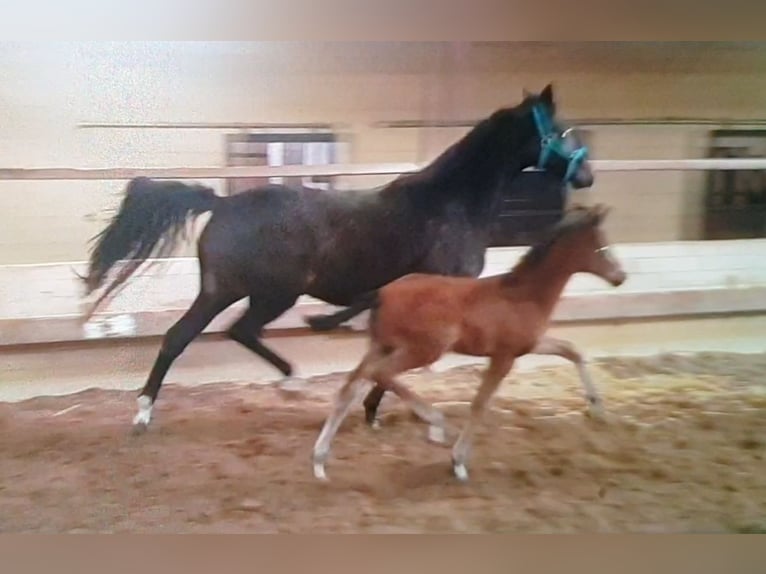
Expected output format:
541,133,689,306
703,130,766,239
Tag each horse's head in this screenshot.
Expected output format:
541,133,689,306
500,84,594,189
565,204,626,287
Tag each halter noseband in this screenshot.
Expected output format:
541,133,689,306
533,104,589,183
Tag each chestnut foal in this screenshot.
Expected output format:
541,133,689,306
312,204,626,482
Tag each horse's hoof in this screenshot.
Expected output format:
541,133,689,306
369,418,381,431
132,396,153,430
131,422,148,436
276,377,306,393
305,315,335,332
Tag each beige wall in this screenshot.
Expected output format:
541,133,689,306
1,42,766,264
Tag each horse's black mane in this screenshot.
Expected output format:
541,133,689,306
388,97,538,193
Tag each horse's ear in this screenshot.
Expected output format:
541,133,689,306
540,84,555,108
522,88,533,98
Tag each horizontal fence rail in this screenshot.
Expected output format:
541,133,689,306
2,158,766,181
1,158,765,347
2,240,766,346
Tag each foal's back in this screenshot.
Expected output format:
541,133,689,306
374,273,535,359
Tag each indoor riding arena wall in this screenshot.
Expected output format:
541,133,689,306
1,42,765,533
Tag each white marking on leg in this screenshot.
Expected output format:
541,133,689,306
451,421,475,481
576,361,601,404
428,424,446,444
312,422,335,468
133,395,153,426
311,381,360,480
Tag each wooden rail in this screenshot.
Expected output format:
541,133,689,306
1,159,766,182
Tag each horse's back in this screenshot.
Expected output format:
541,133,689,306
198,185,322,278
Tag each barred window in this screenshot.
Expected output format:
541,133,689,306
224,131,343,195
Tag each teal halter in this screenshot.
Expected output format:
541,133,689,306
533,104,589,184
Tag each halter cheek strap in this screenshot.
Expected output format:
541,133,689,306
533,104,589,184
565,146,589,183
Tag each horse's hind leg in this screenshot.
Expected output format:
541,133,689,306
362,385,386,428
133,291,234,432
227,292,299,378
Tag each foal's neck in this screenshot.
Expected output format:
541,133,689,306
507,245,579,318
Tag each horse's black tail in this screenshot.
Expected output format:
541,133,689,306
82,177,221,298
305,290,380,332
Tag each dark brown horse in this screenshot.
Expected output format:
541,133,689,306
81,84,592,431
312,204,626,482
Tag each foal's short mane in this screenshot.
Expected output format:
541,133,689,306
513,206,599,271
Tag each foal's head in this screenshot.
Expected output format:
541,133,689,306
558,204,626,287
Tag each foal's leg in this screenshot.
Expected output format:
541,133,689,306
530,336,603,416
312,356,373,480
362,366,436,429
451,355,514,481
133,291,234,431
372,372,447,444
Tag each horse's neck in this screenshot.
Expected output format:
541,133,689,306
412,120,526,203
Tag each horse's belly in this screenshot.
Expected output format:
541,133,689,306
305,279,380,307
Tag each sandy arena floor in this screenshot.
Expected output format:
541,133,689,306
1,351,765,533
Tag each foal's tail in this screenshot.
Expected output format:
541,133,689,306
305,290,380,332
81,177,222,314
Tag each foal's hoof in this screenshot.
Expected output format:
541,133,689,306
313,464,328,481
585,404,608,424
451,455,469,482
364,409,381,430
130,422,149,436
452,462,470,482
313,461,329,481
